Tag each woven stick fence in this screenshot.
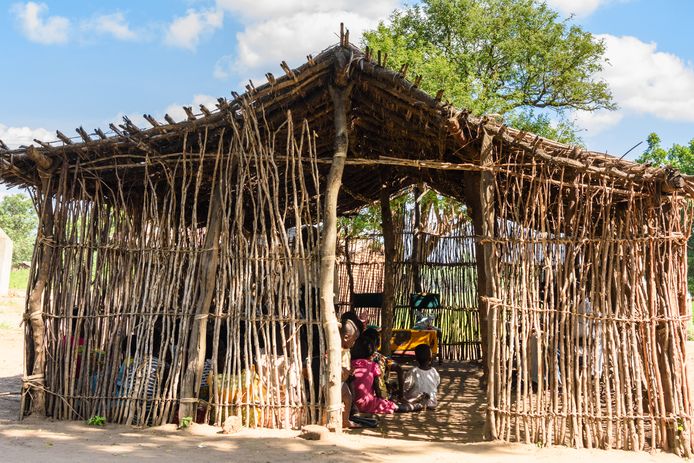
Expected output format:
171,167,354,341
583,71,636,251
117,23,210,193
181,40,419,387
22,108,325,428
484,134,694,456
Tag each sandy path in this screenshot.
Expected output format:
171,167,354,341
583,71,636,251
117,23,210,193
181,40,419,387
0,294,23,422
0,420,683,463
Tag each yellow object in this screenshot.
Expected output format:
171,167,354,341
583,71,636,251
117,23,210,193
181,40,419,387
390,329,438,356
208,367,267,427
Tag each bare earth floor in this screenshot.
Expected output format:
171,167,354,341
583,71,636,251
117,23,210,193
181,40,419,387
0,295,688,462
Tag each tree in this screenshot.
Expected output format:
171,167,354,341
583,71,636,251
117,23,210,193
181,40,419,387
636,133,694,292
0,193,38,264
637,133,694,173
363,0,616,142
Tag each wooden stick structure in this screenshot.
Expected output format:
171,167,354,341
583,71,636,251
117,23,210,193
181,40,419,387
0,39,692,456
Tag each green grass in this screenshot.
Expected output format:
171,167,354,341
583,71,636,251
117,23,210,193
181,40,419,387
9,268,29,291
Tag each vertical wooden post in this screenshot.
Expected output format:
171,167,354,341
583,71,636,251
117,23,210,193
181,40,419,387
412,184,424,295
380,182,396,356
179,184,223,421
320,81,352,431
23,146,54,416
476,131,498,440
345,236,355,305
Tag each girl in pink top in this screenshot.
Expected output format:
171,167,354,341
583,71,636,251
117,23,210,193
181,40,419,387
351,357,398,414
350,337,424,414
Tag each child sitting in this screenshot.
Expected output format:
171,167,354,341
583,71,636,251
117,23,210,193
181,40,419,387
403,344,440,410
361,327,404,399
350,337,425,414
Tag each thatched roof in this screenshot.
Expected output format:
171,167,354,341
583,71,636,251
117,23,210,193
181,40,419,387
1,39,692,216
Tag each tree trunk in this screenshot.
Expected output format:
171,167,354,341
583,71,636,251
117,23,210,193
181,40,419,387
179,184,223,421
25,197,54,416
463,131,498,440
380,182,396,356
412,183,424,294
320,83,352,431
24,146,55,416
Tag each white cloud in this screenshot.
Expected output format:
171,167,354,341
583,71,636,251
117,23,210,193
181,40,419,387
212,0,398,80
215,0,397,21
11,2,70,45
0,123,52,149
597,35,694,122
546,0,603,17
545,0,629,17
234,12,362,70
109,94,220,130
163,94,219,122
164,8,224,51
213,55,235,80
82,12,137,41
573,109,623,136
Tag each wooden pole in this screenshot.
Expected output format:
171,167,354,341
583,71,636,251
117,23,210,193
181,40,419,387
466,130,498,440
345,236,356,306
320,81,352,431
380,180,396,356
24,146,54,416
412,183,423,294
179,183,223,421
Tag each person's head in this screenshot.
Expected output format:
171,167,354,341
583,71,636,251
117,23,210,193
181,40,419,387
340,319,359,349
340,311,364,336
362,327,380,349
350,336,376,360
414,344,433,369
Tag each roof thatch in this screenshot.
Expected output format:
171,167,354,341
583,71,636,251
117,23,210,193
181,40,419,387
1,40,692,216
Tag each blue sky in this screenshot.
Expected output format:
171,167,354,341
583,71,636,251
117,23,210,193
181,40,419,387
1,0,693,166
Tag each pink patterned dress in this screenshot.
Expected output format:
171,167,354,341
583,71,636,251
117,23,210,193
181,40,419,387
351,358,397,414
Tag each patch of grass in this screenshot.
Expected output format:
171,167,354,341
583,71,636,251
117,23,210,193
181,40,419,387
0,321,13,330
179,416,193,429
9,268,30,291
87,415,106,426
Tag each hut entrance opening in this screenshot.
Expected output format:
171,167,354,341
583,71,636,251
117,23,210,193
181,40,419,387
337,190,482,362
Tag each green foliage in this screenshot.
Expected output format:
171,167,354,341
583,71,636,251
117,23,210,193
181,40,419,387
505,110,584,146
636,132,694,174
0,193,37,264
363,0,615,140
87,415,106,426
636,133,694,293
338,204,383,237
179,416,193,429
339,192,410,237
363,0,615,114
339,189,469,239
9,268,30,291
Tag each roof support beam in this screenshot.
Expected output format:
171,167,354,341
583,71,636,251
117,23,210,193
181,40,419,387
477,129,498,440
320,78,353,433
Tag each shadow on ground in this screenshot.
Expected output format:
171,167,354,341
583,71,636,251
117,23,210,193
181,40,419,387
357,360,486,442
0,374,21,422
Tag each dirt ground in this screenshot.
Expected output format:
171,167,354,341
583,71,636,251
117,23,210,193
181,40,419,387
0,294,688,462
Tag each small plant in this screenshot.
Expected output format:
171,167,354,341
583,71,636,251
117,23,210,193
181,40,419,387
179,416,193,429
87,415,106,426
